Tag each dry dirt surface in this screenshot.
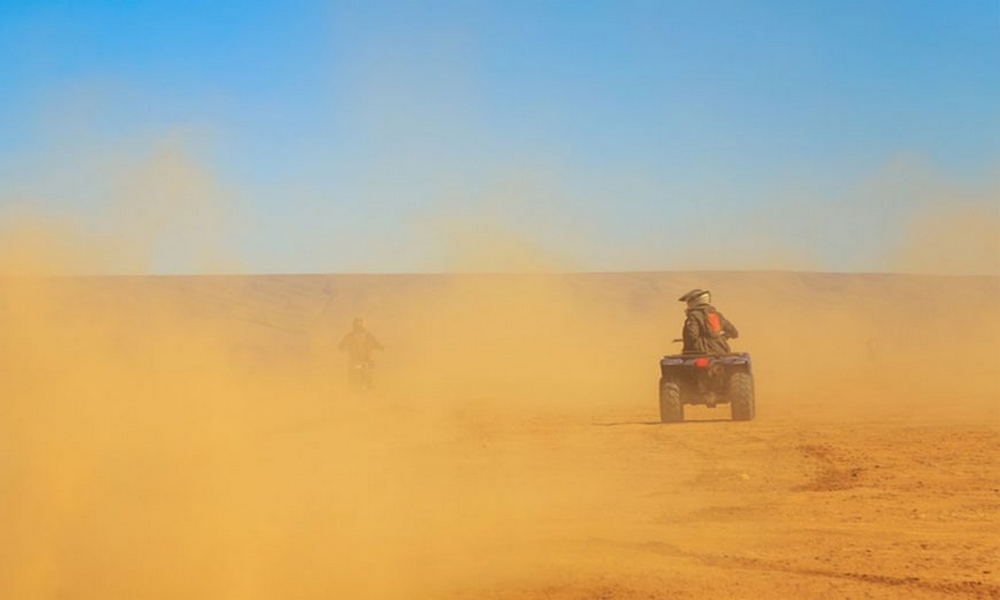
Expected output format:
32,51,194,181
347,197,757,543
0,271,997,599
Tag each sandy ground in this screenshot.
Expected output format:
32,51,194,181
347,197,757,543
431,411,1000,599
236,399,1000,599
0,271,998,598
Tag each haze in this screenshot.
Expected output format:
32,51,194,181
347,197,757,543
0,2,998,599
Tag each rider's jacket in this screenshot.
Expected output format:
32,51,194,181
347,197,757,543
339,330,383,363
682,305,739,355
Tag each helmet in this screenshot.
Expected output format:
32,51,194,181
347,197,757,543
678,288,711,308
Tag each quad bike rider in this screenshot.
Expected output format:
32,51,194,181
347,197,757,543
338,317,383,390
658,289,755,422
680,288,739,355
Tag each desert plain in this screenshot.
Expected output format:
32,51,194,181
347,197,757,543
0,270,997,599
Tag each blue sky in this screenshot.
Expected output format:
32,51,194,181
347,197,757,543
0,0,997,273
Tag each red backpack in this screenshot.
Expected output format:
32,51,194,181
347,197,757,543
705,311,722,336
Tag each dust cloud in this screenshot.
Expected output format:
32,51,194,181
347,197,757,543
892,205,1000,276
1,143,998,597
2,266,998,598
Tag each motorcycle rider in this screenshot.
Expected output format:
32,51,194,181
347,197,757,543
679,289,739,355
338,317,383,387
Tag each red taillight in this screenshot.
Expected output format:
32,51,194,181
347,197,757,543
694,357,710,367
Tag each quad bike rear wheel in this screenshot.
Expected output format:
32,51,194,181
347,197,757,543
728,371,755,421
659,379,683,423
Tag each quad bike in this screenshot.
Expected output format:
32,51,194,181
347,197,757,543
658,339,755,423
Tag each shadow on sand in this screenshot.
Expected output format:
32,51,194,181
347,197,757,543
593,418,733,426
